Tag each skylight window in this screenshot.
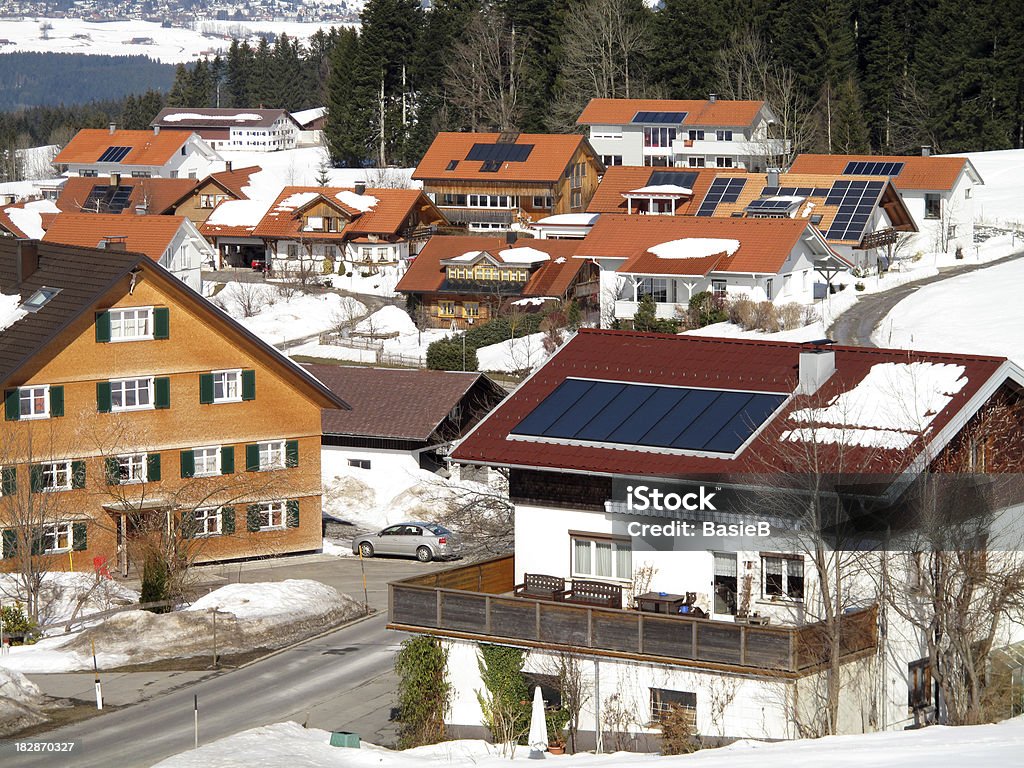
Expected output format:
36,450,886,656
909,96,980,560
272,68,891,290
21,287,61,312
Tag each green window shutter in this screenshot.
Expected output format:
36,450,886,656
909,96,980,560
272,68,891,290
72,522,87,552
95,311,111,343
1,466,15,496
246,504,261,532
72,460,86,489
49,385,64,417
2,529,16,558
96,382,112,413
245,444,260,472
105,457,120,485
153,307,170,340
286,500,300,528
180,450,195,478
221,506,236,535
285,440,298,468
199,373,214,404
147,453,161,482
241,369,256,401
4,389,19,421
154,377,171,409
220,446,235,475
181,509,195,539
29,465,43,493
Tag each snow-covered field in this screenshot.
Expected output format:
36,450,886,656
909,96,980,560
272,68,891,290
952,148,1024,228
0,18,356,64
874,255,1024,364
217,148,417,196
0,572,138,628
154,716,1024,768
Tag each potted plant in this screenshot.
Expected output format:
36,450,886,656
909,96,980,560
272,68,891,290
546,707,570,754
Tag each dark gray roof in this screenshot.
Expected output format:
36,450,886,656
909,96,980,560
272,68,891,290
151,108,300,130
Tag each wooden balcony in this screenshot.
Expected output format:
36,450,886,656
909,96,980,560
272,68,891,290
388,555,878,678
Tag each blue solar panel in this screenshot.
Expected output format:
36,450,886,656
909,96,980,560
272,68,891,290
510,379,787,455
746,198,799,212
843,160,904,177
466,143,534,163
98,145,131,163
696,177,747,216
648,170,698,188
632,111,687,124
824,180,885,241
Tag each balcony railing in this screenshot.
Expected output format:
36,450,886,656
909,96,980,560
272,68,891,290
388,555,878,678
614,299,680,320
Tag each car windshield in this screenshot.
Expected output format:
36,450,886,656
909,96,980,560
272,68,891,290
424,524,451,536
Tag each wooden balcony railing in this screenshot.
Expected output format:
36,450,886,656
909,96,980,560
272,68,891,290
388,555,878,678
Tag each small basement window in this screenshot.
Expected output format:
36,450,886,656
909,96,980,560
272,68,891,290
348,458,371,470
650,688,696,727
21,286,61,312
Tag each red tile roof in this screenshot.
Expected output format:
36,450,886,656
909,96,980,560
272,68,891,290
53,129,194,166
452,329,1009,478
396,236,587,297
205,165,261,199
55,176,198,215
413,133,590,183
578,98,766,127
787,154,975,191
587,166,720,215
41,213,189,261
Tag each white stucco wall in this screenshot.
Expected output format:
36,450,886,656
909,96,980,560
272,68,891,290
321,444,423,490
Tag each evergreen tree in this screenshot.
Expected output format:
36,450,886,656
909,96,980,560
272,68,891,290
251,37,275,107
225,40,254,108
165,63,192,107
498,0,565,131
831,76,871,153
325,27,365,166
651,0,733,98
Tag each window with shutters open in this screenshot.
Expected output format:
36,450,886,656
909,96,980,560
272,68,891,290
194,507,222,536
115,453,146,484
42,522,74,553
192,446,221,477
212,370,241,403
38,461,74,492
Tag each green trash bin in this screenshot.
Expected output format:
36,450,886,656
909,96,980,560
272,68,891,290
329,731,360,748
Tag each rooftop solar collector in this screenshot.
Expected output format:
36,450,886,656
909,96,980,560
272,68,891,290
466,143,534,163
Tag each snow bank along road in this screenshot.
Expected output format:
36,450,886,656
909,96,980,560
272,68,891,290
4,614,404,768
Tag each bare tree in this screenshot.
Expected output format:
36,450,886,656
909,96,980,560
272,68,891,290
890,74,942,155
542,649,592,753
428,470,514,558
445,4,528,131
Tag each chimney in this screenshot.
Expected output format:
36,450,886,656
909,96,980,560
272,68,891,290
16,239,39,285
101,236,128,251
109,122,117,135
110,172,121,188
708,93,718,103
798,344,836,395
153,125,160,135
354,181,366,195
921,145,932,157
505,231,518,245
767,169,780,188
135,200,149,216
225,160,232,172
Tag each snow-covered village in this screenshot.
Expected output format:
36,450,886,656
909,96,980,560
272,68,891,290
2,1,1024,766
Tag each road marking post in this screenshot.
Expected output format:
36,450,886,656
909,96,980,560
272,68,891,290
91,639,103,710
194,695,199,749
359,549,369,613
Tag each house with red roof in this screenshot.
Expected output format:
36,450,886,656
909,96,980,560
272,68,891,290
385,328,1024,745
396,235,599,329
577,96,789,171
575,215,849,325
413,132,603,231
52,125,222,180
788,152,983,256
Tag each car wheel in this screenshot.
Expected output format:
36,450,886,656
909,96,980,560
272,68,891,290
416,546,433,563
359,542,374,558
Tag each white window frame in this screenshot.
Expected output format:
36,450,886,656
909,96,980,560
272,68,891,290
109,307,154,342
19,385,50,419
571,535,632,581
41,461,73,492
194,507,222,537
43,522,74,553
110,377,154,412
258,440,286,471
711,279,727,299
212,369,242,403
762,555,804,600
258,501,286,531
193,446,221,477
117,453,147,484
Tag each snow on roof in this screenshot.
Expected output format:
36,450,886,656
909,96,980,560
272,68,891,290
162,112,265,123
291,107,327,125
206,197,274,227
801,201,816,218
274,191,320,211
0,292,28,334
768,195,805,203
499,246,550,264
535,213,600,226
335,190,378,212
648,238,741,260
511,297,548,306
627,184,693,195
554,257,566,264
3,199,60,240
451,250,486,263
785,362,969,447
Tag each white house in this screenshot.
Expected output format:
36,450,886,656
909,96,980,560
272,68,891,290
789,152,984,257
151,108,302,152
383,330,1024,747
52,126,221,180
578,96,789,171
573,214,849,325
291,107,327,147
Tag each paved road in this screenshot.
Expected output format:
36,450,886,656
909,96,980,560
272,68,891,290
829,249,1024,346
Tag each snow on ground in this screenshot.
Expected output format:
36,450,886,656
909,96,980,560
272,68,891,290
0,667,48,736
154,716,1024,768
3,199,60,239
0,572,138,628
476,332,551,374
950,148,1024,228
212,282,366,346
684,320,826,343
0,581,362,674
649,238,740,259
333,263,405,298
355,305,416,336
874,255,1024,365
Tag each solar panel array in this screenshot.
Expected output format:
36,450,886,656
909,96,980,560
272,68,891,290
82,185,134,214
97,146,131,163
466,143,534,163
761,186,831,197
510,378,787,455
745,198,800,213
843,160,904,176
647,170,699,188
696,177,747,216
824,180,885,241
632,111,687,124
